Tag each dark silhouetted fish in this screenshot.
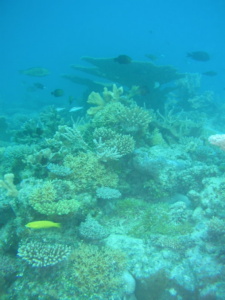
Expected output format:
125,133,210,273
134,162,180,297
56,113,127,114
202,71,217,76
145,54,158,61
187,51,210,62
20,67,50,77
34,82,45,89
114,55,132,64
51,89,64,97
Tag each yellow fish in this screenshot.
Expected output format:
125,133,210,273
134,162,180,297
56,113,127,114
25,220,61,229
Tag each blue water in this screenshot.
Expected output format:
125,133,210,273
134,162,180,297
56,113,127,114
1,0,225,112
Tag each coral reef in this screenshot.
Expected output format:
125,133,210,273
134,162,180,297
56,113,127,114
0,173,18,197
64,152,119,193
79,215,109,240
18,239,71,267
96,186,121,199
22,179,80,215
70,243,126,299
2,78,225,300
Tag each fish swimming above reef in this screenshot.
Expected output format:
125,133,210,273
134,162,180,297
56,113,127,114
202,71,217,76
33,82,46,89
145,53,159,61
69,106,83,112
51,89,64,97
20,67,50,77
25,220,61,229
187,51,210,62
114,55,132,64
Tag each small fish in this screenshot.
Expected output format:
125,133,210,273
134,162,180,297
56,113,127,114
20,67,50,77
68,95,75,105
25,220,61,229
33,82,45,89
69,106,83,112
56,107,66,112
187,51,210,62
114,55,132,64
51,89,64,97
202,71,217,77
145,54,158,61
154,82,160,89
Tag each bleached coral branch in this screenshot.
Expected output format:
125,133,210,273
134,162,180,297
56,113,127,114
57,125,88,150
208,134,225,151
93,138,122,161
0,173,18,197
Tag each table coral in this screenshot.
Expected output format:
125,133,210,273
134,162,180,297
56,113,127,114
18,239,71,267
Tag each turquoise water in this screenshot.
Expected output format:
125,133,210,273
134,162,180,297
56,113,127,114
0,0,225,299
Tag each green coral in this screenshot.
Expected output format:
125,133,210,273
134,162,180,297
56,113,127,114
64,152,118,193
70,243,126,299
93,127,135,160
92,101,126,128
118,105,152,134
144,179,169,199
87,84,124,116
29,180,80,215
129,202,193,238
115,197,149,217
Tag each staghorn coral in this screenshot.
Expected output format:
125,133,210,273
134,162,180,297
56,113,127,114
52,124,88,150
64,152,118,193
18,239,71,267
93,128,135,161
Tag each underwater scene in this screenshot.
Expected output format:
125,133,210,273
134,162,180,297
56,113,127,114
1,0,225,299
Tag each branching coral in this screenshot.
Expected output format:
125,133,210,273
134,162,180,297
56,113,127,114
93,127,135,161
28,180,80,215
18,239,71,267
64,152,118,193
70,243,126,298
118,105,152,134
79,215,109,240
87,84,124,115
